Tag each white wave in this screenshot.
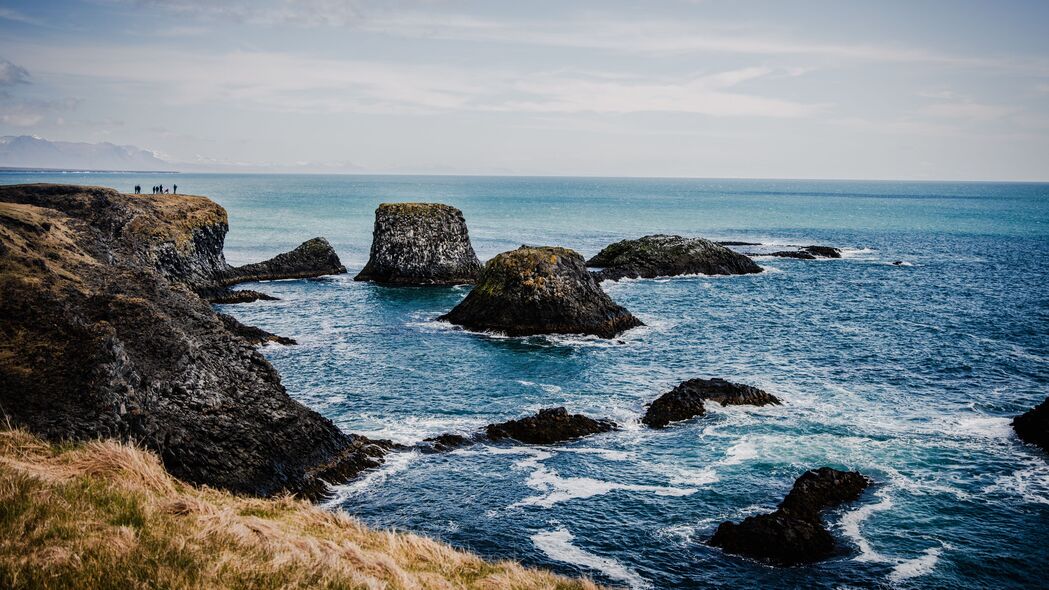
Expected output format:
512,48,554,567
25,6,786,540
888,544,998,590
667,466,719,487
839,247,877,259
840,489,894,563
721,439,759,466
982,460,1049,505
350,414,485,445
532,528,649,589
321,450,419,507
517,380,563,394
888,546,943,583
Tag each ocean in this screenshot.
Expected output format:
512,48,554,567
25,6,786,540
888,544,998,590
4,171,1048,589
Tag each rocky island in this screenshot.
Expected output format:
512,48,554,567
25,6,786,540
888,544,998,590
587,234,762,281
441,245,643,337
0,184,380,499
355,202,482,285
642,378,782,428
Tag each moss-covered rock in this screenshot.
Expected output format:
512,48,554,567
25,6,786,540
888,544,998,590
355,202,481,285
441,245,642,338
587,234,762,281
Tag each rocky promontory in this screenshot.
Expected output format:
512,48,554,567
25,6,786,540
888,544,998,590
1014,397,1049,455
587,234,763,281
486,407,617,444
355,202,481,285
441,245,643,338
642,378,781,428
766,245,842,259
222,237,346,285
0,184,383,498
709,467,871,565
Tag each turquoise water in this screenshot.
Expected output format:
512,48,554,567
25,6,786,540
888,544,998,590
4,172,1049,589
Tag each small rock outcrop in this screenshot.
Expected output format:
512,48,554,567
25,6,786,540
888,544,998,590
355,202,481,285
486,407,617,444
224,237,346,284
709,467,871,565
0,184,380,499
1014,397,1049,455
642,378,781,428
766,245,842,260
441,246,643,338
219,314,296,345
587,234,763,281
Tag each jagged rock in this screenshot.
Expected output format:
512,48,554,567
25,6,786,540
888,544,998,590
219,314,296,345
441,246,642,338
642,378,781,428
1014,397,1049,455
223,237,346,284
767,245,842,260
0,184,380,499
419,433,477,453
203,288,279,304
709,467,871,565
587,234,762,281
717,240,762,246
486,407,617,444
355,202,481,285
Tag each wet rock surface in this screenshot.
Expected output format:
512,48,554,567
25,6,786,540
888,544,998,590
1014,397,1049,455
355,202,481,285
587,234,763,281
642,378,781,428
441,245,643,338
765,245,843,259
709,467,871,565
0,184,382,499
485,407,617,445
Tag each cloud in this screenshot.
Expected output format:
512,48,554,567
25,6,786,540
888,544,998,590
10,44,820,118
0,97,82,128
0,7,45,26
921,101,1012,121
0,59,30,86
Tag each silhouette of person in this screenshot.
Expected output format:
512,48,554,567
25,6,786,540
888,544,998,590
173,184,177,194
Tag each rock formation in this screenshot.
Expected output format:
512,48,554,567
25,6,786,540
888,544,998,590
441,245,643,338
486,407,617,444
355,202,481,285
223,237,346,285
766,245,842,260
0,184,383,498
642,378,781,428
219,313,297,346
587,234,762,281
1014,397,1049,455
709,467,871,565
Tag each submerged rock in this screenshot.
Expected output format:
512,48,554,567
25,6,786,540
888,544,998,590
441,245,643,338
355,202,481,285
486,407,617,444
642,378,781,428
418,433,479,453
0,184,382,499
1014,397,1049,455
767,245,842,260
709,467,871,565
587,234,763,281
224,237,346,284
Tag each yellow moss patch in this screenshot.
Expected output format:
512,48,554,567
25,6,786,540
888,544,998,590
0,429,600,590
124,193,228,251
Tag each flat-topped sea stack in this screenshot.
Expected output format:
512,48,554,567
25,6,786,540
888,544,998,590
355,202,481,285
587,234,762,281
440,245,643,338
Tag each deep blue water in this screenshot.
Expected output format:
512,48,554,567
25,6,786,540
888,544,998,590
4,172,1049,589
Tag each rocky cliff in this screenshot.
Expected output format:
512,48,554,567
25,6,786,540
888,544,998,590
355,202,481,285
587,234,762,281
0,184,381,498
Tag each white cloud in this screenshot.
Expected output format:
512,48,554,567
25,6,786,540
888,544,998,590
0,58,30,86
921,101,1012,121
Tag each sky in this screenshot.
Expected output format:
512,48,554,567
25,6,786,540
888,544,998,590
1,0,1048,180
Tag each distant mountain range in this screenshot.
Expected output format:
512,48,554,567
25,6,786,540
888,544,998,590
0,135,176,172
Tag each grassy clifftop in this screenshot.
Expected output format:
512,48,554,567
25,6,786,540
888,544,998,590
0,429,598,590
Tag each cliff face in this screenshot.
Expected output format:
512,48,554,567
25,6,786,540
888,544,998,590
355,203,481,285
0,184,379,498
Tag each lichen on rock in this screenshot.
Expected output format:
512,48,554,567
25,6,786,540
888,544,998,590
587,234,763,281
440,245,643,338
355,202,481,285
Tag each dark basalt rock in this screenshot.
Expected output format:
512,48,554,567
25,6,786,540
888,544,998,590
710,467,871,565
441,245,642,338
1014,397,1049,455
717,240,762,246
587,234,763,282
418,433,478,453
355,202,481,285
219,314,296,345
203,288,279,304
223,237,346,284
486,407,617,445
0,184,381,499
642,378,781,428
766,245,842,260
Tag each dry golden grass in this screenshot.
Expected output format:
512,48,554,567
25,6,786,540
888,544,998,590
0,429,599,590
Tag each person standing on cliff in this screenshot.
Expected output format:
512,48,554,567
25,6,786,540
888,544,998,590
173,184,177,194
